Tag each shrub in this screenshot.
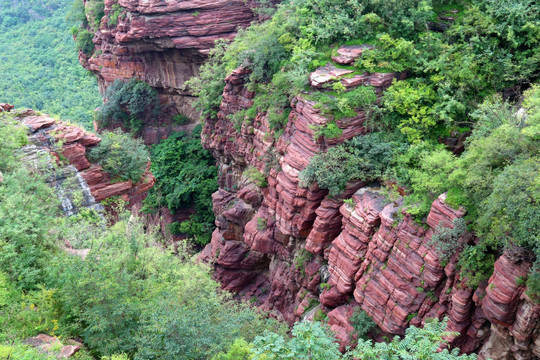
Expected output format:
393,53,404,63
352,318,477,359
350,308,377,340
71,27,94,56
0,168,59,290
429,218,467,265
88,129,149,182
85,0,104,31
457,245,495,288
97,78,160,133
108,3,123,27
172,113,190,125
310,86,377,121
0,116,28,172
300,132,406,197
244,167,268,187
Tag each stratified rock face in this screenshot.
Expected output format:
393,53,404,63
79,0,257,142
200,47,540,357
16,110,155,210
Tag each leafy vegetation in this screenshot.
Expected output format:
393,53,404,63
0,0,101,128
0,120,283,358
189,0,540,298
88,129,150,182
214,319,476,359
350,308,377,340
97,78,161,133
143,126,218,245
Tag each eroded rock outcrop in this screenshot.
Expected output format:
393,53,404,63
79,0,259,143
199,47,540,358
16,109,155,212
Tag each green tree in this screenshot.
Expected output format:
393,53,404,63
97,78,160,132
88,129,149,183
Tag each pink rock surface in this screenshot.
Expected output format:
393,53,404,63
331,45,374,65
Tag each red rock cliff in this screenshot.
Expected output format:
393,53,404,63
79,0,258,143
199,51,540,359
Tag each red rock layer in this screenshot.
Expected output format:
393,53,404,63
79,0,258,143
18,110,155,208
200,52,540,357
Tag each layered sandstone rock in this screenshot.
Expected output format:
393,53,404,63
79,0,258,143
17,110,155,210
200,49,540,358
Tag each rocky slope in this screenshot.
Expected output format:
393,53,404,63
198,50,540,359
79,0,258,143
2,107,155,213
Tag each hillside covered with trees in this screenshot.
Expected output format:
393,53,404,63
0,0,100,127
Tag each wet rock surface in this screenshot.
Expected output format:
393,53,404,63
16,110,155,215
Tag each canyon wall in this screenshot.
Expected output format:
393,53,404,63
75,3,539,356
198,54,540,359
79,0,258,144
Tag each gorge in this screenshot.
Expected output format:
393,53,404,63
2,0,538,359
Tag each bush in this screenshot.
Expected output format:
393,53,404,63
97,78,160,132
244,167,268,187
350,308,377,340
310,86,377,121
0,167,59,290
49,215,280,359
457,245,495,288
88,129,149,182
71,27,94,56
300,132,406,197
429,218,467,265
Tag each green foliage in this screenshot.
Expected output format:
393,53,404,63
0,115,28,172
310,121,343,140
249,318,475,359
350,308,377,340
71,27,95,56
382,79,438,143
212,338,253,360
309,86,377,121
172,113,190,125
49,215,279,359
352,318,477,359
457,245,495,288
184,40,229,118
257,218,268,231
0,1,100,128
142,126,218,245
108,3,123,27
85,0,105,31
97,78,160,132
429,218,467,265
294,249,313,274
0,167,59,290
88,129,149,182
251,321,344,360
399,145,456,220
300,132,407,197
244,167,268,187
0,342,53,359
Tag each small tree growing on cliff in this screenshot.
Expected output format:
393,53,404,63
88,129,149,182
97,78,160,133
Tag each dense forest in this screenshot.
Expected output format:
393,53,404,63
0,0,100,127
